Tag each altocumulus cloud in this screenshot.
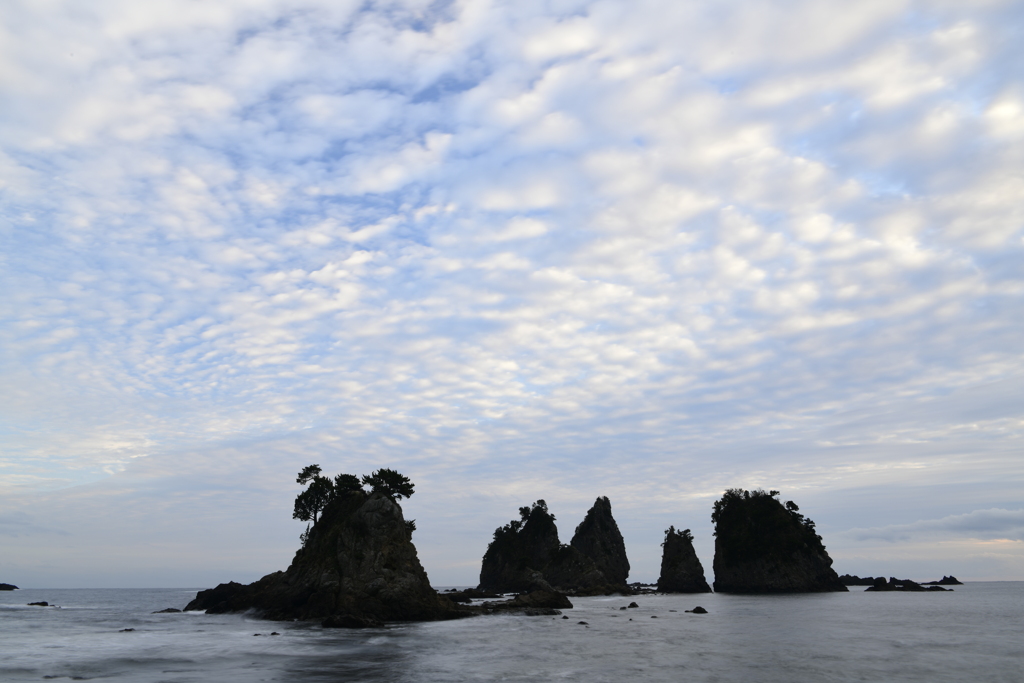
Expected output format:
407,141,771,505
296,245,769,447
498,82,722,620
846,509,1024,543
1,0,1023,585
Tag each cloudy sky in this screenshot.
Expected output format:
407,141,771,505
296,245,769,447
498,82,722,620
2,0,1022,588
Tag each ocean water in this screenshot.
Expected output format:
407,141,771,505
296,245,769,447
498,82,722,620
1,583,1021,682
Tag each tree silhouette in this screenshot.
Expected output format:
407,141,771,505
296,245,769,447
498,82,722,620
334,473,362,492
293,469,334,524
296,464,322,485
361,468,415,499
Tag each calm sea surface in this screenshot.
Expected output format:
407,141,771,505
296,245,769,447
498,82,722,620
1,583,1021,682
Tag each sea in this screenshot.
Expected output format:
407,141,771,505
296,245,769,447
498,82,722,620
1,583,1021,682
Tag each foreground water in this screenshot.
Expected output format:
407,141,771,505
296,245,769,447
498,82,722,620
2,583,1021,682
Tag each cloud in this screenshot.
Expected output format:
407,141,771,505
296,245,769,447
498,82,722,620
1,0,1023,583
845,509,1024,543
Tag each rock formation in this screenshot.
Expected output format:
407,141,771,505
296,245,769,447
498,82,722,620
185,490,465,626
866,577,950,592
838,574,877,586
657,527,711,593
922,575,962,585
478,500,616,594
0,583,18,591
711,489,847,593
570,497,630,585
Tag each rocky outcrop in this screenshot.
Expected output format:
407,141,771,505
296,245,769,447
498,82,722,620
0,583,18,591
866,577,950,592
922,575,962,585
657,527,711,593
185,490,465,625
570,497,630,585
478,500,614,594
838,574,877,586
711,489,847,593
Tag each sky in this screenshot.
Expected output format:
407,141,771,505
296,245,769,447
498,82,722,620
1,0,1022,589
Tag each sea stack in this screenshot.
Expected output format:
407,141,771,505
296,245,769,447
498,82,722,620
657,527,711,593
185,490,462,626
711,489,847,593
570,497,630,585
478,500,611,594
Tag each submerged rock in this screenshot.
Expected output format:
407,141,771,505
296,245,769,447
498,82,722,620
152,608,182,613
711,489,847,593
570,497,630,586
185,490,466,625
478,500,611,594
656,527,711,593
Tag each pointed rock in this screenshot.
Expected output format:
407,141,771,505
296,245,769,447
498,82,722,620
478,500,606,593
711,489,847,593
570,497,630,585
656,527,711,593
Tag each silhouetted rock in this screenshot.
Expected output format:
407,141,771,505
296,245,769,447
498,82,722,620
838,574,877,586
657,527,711,593
185,490,466,625
0,583,18,591
570,497,630,585
152,608,182,613
478,589,572,616
922,575,963,585
711,489,847,593
28,601,49,606
865,577,949,592
686,606,708,614
478,500,609,594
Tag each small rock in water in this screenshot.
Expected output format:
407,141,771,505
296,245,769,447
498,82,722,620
270,632,280,636
669,610,677,612
651,615,658,618
627,602,639,608
577,621,589,625
562,615,569,619
120,628,135,632
685,606,708,614
152,608,182,613
28,601,49,606
619,606,627,610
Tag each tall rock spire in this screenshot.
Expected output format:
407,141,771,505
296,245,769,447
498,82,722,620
570,496,630,586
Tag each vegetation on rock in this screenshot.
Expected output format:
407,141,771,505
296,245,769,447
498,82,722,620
187,484,463,625
712,488,847,593
479,499,624,594
293,465,415,540
657,526,711,593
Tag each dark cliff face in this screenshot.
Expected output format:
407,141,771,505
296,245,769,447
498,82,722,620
479,500,608,593
657,528,711,593
712,489,847,594
570,497,630,585
185,491,460,623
